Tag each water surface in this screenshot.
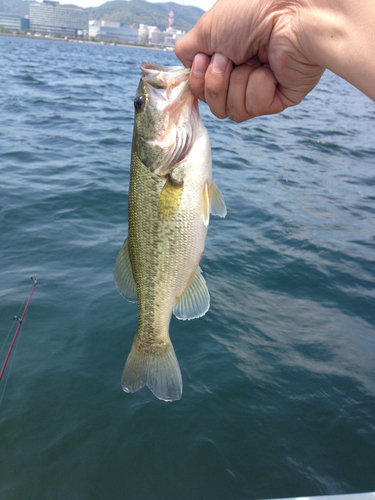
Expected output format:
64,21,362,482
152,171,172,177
0,36,374,500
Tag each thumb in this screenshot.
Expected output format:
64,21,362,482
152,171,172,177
175,16,212,67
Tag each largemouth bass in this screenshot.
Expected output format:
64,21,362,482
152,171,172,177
114,62,226,402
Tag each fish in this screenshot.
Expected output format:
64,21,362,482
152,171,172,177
114,62,226,402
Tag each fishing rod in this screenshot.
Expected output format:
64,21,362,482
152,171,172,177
0,277,37,383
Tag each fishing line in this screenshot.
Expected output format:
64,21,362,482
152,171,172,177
0,277,37,406
0,300,26,358
0,316,26,408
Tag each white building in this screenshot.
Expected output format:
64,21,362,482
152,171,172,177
139,10,185,47
89,25,139,42
162,29,185,47
138,23,148,43
148,26,164,44
144,25,186,47
89,19,120,28
29,1,88,36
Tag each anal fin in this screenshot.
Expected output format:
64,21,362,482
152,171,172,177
173,266,210,320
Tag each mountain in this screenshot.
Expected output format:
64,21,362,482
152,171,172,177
86,0,203,32
0,0,34,16
0,0,204,32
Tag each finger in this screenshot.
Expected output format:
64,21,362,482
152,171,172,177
226,58,263,123
204,53,233,119
245,66,287,117
175,13,212,67
189,53,210,103
175,37,192,67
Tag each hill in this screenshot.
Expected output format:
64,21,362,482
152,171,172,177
0,0,204,32
0,0,34,16
86,0,203,31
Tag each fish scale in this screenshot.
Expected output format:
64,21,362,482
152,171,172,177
114,63,226,401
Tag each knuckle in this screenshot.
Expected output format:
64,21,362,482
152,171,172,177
211,107,227,120
231,114,246,123
226,106,244,123
246,101,263,117
205,79,225,101
227,107,251,123
206,88,220,100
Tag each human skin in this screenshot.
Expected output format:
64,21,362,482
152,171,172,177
175,0,375,122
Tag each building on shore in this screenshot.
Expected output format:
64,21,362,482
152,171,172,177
148,26,164,45
88,22,138,42
89,20,121,29
29,1,88,37
138,23,149,44
144,25,185,47
0,12,29,32
142,10,186,47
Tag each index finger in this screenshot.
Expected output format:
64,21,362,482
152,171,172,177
175,17,212,67
175,33,201,68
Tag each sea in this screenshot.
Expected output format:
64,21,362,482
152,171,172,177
0,35,374,500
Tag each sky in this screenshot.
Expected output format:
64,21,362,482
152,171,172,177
65,0,217,11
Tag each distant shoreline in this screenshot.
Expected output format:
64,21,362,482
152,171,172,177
0,32,169,51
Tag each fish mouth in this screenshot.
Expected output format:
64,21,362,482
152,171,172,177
140,62,190,90
139,62,199,176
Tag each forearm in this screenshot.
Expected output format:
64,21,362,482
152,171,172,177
296,0,375,100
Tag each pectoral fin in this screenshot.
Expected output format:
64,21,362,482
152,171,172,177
210,181,227,217
158,176,183,220
173,266,210,320
202,183,210,227
202,181,227,227
114,237,138,302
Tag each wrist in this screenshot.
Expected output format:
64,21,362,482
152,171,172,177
296,0,375,100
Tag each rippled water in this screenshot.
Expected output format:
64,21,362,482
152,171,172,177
0,35,374,499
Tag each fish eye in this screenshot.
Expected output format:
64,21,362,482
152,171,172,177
134,95,145,111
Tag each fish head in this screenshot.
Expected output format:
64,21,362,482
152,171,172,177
133,62,200,177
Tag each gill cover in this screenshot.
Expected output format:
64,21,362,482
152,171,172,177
133,62,200,177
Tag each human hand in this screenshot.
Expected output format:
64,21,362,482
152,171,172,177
175,0,326,122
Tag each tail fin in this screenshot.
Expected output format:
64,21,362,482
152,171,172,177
121,338,182,402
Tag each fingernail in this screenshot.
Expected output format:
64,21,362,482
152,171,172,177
193,53,207,77
212,52,228,74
